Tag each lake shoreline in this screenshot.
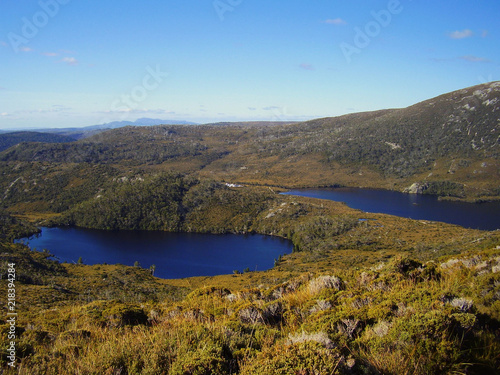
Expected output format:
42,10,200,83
281,187,500,231
16,227,293,279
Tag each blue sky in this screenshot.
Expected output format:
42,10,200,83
1,0,499,129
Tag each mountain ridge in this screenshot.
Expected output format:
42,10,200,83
0,131,77,152
0,118,200,141
0,82,499,200
86,117,199,129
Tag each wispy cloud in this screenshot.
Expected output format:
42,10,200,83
0,41,7,47
299,63,315,71
459,55,490,63
448,29,473,39
481,30,489,38
1,112,9,116
19,46,33,52
14,105,72,115
101,108,175,115
263,106,281,111
323,18,346,25
430,57,452,63
431,55,491,64
42,52,59,57
248,107,257,111
61,57,78,65
14,109,42,115
51,105,72,112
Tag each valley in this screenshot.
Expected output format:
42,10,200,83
0,82,499,374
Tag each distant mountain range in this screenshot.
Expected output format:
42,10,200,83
0,118,199,142
85,118,199,130
42,118,199,137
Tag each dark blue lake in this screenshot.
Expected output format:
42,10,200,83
18,227,292,279
282,188,500,231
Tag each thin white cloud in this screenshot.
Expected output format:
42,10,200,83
51,105,72,112
42,52,58,57
19,46,33,52
481,30,489,38
61,57,78,65
263,106,281,111
448,29,473,39
101,108,175,115
323,18,346,25
299,63,315,71
430,57,452,63
14,106,72,115
431,55,491,64
0,41,7,47
1,112,8,116
459,55,490,63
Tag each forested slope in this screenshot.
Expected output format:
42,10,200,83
0,131,76,152
1,82,499,199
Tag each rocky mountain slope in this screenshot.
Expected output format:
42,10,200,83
1,82,499,200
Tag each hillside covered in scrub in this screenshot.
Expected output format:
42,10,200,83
1,179,500,373
1,217,500,374
0,82,500,374
1,82,499,201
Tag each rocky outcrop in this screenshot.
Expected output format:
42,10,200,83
403,182,429,194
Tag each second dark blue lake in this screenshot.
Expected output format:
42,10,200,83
282,188,500,231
